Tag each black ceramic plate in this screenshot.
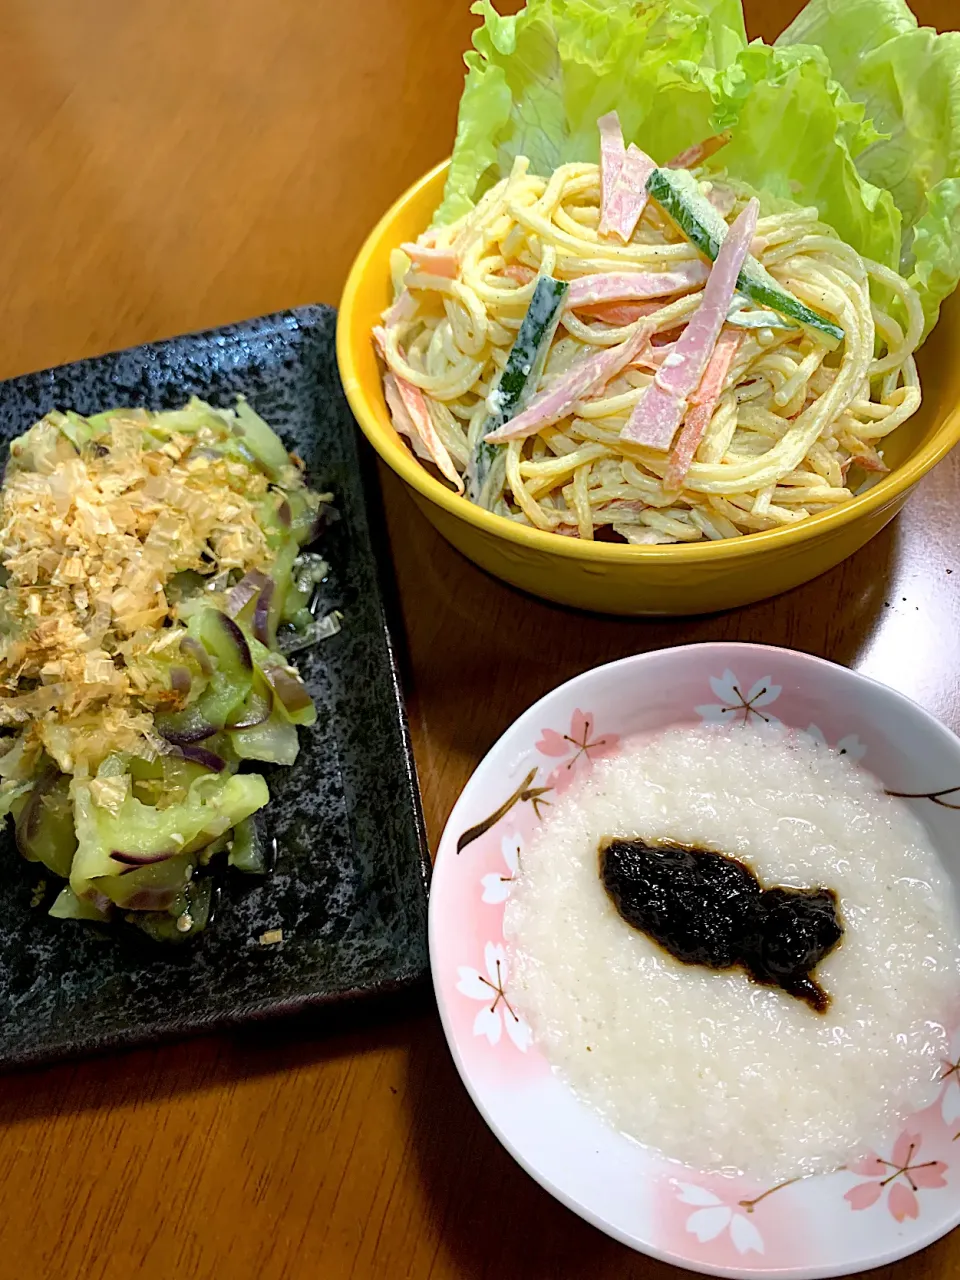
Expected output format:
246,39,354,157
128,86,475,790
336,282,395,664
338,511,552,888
0,305,429,1067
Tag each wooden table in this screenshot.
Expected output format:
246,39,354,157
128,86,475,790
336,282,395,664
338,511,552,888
0,1,957,1276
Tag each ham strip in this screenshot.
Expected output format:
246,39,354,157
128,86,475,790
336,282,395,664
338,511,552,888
393,376,464,492
621,199,759,450
664,330,741,489
667,132,732,170
566,264,708,308
501,264,536,285
574,300,662,326
849,443,890,474
485,324,651,443
381,290,416,326
598,112,626,233
374,328,464,492
600,143,657,242
401,242,459,278
383,374,431,463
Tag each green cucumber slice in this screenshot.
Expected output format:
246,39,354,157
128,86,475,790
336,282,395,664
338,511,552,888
646,168,844,345
466,275,569,507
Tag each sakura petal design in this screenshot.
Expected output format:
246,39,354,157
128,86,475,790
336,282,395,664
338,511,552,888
456,966,493,1001
744,678,782,708
845,1181,884,1211
473,1004,503,1045
850,1155,887,1177
685,1206,733,1242
675,1183,722,1207
536,727,571,757
729,1212,765,1255
696,670,782,726
889,1184,920,1222
504,1009,533,1052
536,709,620,770
570,708,592,744
911,1162,948,1190
893,1132,922,1168
805,725,867,761
480,872,512,905
709,670,742,703
481,832,522,904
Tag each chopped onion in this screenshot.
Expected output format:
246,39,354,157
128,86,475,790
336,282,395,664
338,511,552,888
180,636,213,676
159,705,217,746
225,569,270,619
173,743,226,772
111,850,175,868
213,611,253,672
252,579,275,646
170,666,192,696
227,681,274,731
263,665,312,714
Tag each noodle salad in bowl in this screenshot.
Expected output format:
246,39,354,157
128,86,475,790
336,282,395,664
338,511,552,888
370,0,959,548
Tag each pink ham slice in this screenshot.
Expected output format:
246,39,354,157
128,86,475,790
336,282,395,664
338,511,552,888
381,290,417,326
598,111,626,231
849,443,890,474
664,329,741,489
384,373,431,463
485,323,652,444
401,242,459,278
373,327,464,492
621,198,759,450
500,264,536,285
574,300,663,326
666,132,732,170
566,264,708,308
600,143,657,242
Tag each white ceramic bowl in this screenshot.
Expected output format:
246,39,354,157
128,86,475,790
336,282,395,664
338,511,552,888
429,643,960,1278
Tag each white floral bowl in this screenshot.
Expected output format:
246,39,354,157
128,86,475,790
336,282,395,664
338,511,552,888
429,643,960,1278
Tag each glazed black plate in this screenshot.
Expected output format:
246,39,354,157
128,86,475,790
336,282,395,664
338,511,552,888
0,305,430,1067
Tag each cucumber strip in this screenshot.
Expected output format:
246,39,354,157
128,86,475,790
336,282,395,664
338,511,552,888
726,295,799,331
646,168,844,345
466,275,568,507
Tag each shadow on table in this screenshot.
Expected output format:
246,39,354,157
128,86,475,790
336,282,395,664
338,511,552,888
382,471,900,770
0,984,432,1121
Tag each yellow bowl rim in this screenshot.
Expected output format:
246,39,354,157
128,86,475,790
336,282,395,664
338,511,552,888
338,159,960,565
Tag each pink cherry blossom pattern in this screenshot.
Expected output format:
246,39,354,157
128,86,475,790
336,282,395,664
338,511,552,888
536,708,620,773
844,1133,947,1222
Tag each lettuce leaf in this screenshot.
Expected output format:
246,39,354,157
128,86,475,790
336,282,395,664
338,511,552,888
778,0,960,333
705,43,902,272
435,0,748,225
435,0,960,339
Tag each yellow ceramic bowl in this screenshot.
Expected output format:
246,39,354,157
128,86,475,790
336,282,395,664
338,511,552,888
337,162,960,616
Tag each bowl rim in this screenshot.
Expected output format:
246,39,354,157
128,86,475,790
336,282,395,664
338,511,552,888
338,160,960,564
428,641,960,1278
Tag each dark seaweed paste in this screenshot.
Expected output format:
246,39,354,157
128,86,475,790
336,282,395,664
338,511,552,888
599,838,844,1012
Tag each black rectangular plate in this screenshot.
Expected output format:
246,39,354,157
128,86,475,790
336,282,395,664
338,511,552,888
0,305,430,1068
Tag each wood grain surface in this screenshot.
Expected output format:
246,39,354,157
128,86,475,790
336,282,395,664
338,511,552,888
0,1,957,1277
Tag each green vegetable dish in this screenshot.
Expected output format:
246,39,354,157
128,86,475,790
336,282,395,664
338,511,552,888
0,398,339,942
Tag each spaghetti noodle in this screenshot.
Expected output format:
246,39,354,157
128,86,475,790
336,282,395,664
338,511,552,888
375,150,923,544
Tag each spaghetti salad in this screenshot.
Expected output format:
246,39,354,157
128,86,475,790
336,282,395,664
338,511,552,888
375,122,923,544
